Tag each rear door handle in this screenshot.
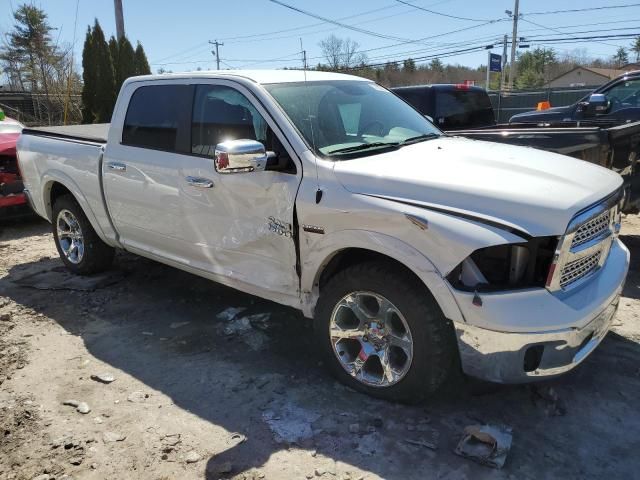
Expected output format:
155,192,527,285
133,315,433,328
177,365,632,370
107,162,126,172
185,176,214,188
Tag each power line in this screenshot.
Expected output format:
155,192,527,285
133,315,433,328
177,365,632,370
267,0,424,43
341,32,640,72
220,2,410,42
393,0,493,22
524,3,640,16
519,18,621,48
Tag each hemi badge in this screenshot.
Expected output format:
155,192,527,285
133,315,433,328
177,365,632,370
303,225,325,234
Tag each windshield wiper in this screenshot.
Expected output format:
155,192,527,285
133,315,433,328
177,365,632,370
327,142,399,155
400,133,440,146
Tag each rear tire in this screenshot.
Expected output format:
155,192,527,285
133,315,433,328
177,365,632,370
52,194,115,275
314,261,457,403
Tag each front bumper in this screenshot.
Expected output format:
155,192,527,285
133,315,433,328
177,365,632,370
453,238,629,383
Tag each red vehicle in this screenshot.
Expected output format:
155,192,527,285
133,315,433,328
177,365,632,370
0,115,30,219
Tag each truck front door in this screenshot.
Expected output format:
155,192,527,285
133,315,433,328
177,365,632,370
178,81,302,298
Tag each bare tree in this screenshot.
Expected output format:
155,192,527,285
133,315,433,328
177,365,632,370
0,4,81,124
319,34,367,70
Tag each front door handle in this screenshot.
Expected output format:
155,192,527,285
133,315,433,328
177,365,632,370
107,162,126,172
185,176,214,188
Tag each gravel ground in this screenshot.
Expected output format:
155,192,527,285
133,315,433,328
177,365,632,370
0,213,639,480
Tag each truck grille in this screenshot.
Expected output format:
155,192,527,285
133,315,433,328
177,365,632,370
571,210,610,248
547,191,622,292
560,250,602,288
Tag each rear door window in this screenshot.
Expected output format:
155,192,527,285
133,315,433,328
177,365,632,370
122,84,191,152
434,89,495,129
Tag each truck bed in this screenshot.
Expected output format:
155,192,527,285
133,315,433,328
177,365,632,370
22,124,109,144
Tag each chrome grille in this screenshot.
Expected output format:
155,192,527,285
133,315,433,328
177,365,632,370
560,250,602,288
547,190,622,293
571,210,610,248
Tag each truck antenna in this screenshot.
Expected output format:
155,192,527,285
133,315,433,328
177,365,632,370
300,38,322,203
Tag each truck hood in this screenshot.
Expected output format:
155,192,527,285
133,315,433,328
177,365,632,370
333,136,622,237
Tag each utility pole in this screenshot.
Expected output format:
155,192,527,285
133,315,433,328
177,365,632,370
508,0,520,90
500,34,508,91
114,0,125,40
209,40,224,70
485,50,491,90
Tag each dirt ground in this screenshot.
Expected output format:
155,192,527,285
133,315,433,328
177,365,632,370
0,213,639,480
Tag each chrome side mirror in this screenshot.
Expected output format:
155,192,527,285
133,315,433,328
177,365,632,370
214,139,267,174
424,114,434,123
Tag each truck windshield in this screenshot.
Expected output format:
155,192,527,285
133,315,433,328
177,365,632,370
264,81,442,158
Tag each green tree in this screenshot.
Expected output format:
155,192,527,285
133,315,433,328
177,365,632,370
403,58,416,73
631,37,640,62
516,48,557,88
81,26,96,123
429,58,444,73
91,20,115,122
115,36,136,90
134,42,151,75
613,47,629,67
108,36,119,87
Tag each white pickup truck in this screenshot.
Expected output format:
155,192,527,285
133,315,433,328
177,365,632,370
17,70,629,402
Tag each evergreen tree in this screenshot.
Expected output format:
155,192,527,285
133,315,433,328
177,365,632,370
613,47,629,68
631,37,640,62
108,36,119,89
92,20,116,123
403,58,416,73
134,42,151,75
115,36,136,92
81,26,96,123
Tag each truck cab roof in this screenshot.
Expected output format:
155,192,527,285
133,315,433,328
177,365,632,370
125,69,370,86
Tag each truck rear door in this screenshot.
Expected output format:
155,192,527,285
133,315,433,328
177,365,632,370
103,83,192,259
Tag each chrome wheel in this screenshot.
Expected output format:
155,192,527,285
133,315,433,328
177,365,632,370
329,291,413,387
56,209,84,265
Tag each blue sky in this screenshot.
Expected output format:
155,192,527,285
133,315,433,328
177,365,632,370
2,0,639,73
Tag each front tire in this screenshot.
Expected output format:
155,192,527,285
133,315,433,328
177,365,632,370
315,261,457,403
52,195,115,275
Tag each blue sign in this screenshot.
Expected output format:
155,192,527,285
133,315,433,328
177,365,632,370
489,53,502,72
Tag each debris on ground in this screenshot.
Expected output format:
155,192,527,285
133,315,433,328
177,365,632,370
62,399,90,414
103,431,126,443
12,266,125,291
404,438,438,450
221,313,271,351
454,424,513,469
170,321,190,329
184,450,201,463
531,384,567,416
262,402,321,443
91,372,116,384
216,306,246,321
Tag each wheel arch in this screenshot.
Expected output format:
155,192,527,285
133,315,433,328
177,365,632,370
300,230,465,325
42,174,113,247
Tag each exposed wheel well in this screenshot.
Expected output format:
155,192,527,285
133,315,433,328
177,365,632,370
47,182,72,217
318,248,425,293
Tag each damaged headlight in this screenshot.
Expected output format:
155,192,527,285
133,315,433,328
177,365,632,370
447,236,558,291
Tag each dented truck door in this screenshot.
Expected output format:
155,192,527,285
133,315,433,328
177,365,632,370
178,80,302,296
